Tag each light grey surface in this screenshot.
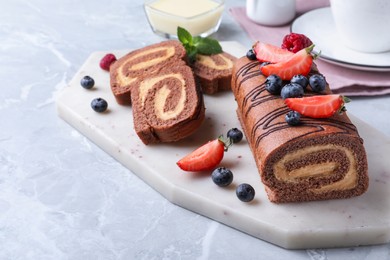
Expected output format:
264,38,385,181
1,0,390,259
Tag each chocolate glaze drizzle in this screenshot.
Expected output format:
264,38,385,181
234,61,359,149
234,61,261,93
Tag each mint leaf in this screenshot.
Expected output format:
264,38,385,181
194,37,222,55
177,26,223,62
177,27,193,46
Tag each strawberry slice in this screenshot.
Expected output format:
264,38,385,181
177,137,231,172
285,94,350,118
253,41,294,63
261,45,314,80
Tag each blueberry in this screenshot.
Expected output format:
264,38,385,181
280,83,304,99
290,75,309,90
91,98,108,113
80,75,95,89
236,183,255,202
246,49,257,60
211,167,234,187
309,74,326,93
265,74,283,95
285,111,301,126
227,128,243,143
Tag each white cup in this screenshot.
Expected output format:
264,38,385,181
246,0,296,26
330,0,390,53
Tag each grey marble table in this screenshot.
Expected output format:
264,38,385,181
1,0,389,259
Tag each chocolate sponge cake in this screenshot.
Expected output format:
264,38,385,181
110,40,187,105
231,57,369,203
131,65,205,144
192,52,237,94
110,40,205,144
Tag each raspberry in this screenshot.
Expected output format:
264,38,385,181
281,33,313,53
99,53,117,71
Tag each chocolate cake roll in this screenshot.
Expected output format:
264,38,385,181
131,64,205,145
231,57,369,203
192,52,237,94
110,40,187,105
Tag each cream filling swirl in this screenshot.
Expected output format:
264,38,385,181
139,73,186,121
273,144,358,193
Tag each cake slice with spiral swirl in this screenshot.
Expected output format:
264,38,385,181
191,52,237,94
132,65,204,144
110,40,187,105
110,40,205,144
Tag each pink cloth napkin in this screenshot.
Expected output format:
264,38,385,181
229,0,390,96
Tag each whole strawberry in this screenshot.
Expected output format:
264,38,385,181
281,33,313,53
100,53,117,71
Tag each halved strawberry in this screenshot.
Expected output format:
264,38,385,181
260,45,314,80
285,94,350,118
253,41,294,63
176,137,231,172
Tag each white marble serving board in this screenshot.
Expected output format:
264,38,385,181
56,42,390,249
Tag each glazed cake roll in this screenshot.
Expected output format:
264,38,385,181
191,52,237,94
131,64,205,145
231,57,369,203
110,40,187,105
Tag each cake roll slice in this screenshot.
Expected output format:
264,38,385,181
110,40,187,105
192,52,237,94
231,57,369,203
131,64,205,145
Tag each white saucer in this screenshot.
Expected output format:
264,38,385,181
291,7,390,72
